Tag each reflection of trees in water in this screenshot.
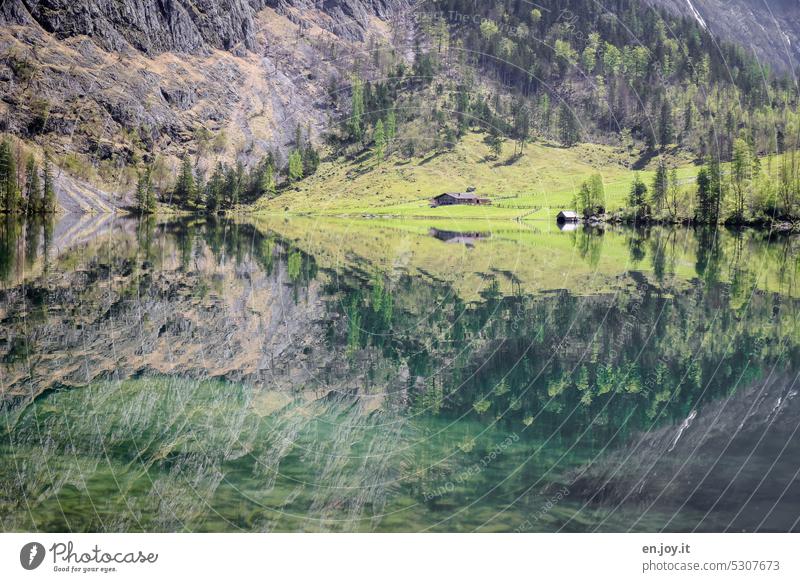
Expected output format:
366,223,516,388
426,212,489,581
573,226,605,268
322,227,800,451
2,219,799,531
0,216,21,282
0,214,56,283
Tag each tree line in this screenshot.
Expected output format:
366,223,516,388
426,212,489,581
617,150,800,225
0,138,57,215
135,125,320,214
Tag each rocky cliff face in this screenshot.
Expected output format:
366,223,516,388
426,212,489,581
0,0,411,208
648,0,800,73
1,0,405,54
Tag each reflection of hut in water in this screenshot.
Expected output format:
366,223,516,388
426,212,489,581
557,221,579,232
429,228,492,247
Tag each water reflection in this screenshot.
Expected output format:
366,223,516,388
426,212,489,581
429,227,492,246
1,216,798,532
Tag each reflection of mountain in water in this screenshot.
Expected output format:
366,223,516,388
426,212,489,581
569,372,800,532
1,217,799,531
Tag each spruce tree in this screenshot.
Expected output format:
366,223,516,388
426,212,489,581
373,119,386,161
695,167,713,223
659,100,674,148
175,155,196,208
288,150,304,182
0,139,20,213
0,140,9,213
558,103,580,147
205,162,225,213
706,155,724,223
651,161,669,213
42,154,56,213
731,138,751,220
629,173,648,216
385,110,396,145
24,155,41,214
349,74,364,142
257,159,275,198
136,166,156,214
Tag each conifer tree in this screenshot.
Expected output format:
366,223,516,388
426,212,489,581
629,173,648,216
175,155,196,207
0,139,20,213
651,161,669,213
731,138,752,220
385,110,396,146
558,103,580,147
257,159,275,198
373,119,386,161
205,162,225,213
288,150,304,182
42,154,57,213
25,155,41,214
349,74,364,142
136,166,156,214
659,100,674,148
695,167,713,223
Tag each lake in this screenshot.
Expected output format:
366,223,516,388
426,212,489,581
1,214,799,532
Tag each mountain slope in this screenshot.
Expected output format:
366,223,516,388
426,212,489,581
1,0,799,217
649,0,800,73
0,1,410,184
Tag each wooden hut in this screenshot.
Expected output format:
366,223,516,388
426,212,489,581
556,210,579,223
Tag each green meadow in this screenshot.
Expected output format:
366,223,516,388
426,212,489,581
252,132,699,220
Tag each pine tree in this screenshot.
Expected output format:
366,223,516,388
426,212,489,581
683,102,694,136
629,173,648,217
257,158,275,198
483,127,503,158
0,140,9,213
695,167,714,223
233,161,245,206
205,162,225,213
558,103,580,147
512,101,531,156
659,100,674,148
651,160,669,212
731,137,751,220
288,149,304,182
373,119,386,161
349,74,364,142
0,139,20,213
294,123,303,149
24,155,41,214
301,135,319,176
385,110,397,145
706,155,724,223
136,166,156,214
42,154,56,213
668,167,680,219
175,155,196,208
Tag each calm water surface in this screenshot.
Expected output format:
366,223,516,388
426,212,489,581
1,215,799,532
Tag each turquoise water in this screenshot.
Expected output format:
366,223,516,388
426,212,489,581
1,217,799,531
